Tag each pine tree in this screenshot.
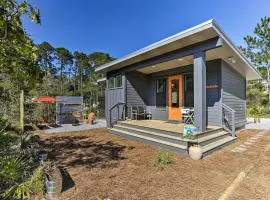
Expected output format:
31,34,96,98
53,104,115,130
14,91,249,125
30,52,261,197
240,17,270,104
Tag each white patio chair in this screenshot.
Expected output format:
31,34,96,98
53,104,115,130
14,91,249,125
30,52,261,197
182,108,194,124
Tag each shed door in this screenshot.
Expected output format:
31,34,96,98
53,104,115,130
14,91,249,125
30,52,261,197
168,75,183,120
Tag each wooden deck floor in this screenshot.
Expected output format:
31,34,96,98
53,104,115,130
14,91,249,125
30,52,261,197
120,120,219,133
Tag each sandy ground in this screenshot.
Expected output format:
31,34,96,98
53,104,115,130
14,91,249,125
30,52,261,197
40,128,270,200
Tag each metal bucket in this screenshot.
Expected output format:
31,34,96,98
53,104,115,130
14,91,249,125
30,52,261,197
45,177,56,199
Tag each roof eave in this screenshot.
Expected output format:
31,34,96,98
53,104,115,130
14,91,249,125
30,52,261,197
95,20,262,80
95,19,215,73
211,20,262,80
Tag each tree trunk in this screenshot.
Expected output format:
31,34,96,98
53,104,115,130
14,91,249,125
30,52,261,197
60,64,63,95
74,70,77,96
19,90,24,133
80,68,83,96
267,66,270,105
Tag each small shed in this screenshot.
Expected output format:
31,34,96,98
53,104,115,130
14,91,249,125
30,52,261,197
56,96,83,124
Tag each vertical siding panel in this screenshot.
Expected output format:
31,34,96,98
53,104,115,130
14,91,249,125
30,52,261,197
206,60,222,126
105,74,126,127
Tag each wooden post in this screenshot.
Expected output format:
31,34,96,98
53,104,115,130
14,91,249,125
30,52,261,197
19,90,24,132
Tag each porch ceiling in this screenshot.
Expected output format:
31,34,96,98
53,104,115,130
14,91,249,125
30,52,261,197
136,43,257,79
136,55,193,74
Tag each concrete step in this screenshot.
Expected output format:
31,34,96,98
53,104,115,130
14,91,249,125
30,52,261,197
113,124,188,146
109,128,188,155
202,136,236,157
198,131,231,147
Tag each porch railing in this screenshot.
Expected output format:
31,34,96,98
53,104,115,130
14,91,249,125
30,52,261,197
221,103,236,137
109,102,126,128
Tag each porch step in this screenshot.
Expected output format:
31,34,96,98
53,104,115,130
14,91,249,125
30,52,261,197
117,121,224,138
198,131,231,147
196,127,225,138
113,124,188,146
111,121,236,158
109,128,188,155
117,121,181,137
202,136,236,157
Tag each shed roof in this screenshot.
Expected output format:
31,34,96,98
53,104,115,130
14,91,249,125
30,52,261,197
95,20,261,80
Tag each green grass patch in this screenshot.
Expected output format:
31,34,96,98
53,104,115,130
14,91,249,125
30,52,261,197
154,149,172,169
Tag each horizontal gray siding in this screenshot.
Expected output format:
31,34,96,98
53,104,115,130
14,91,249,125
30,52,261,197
146,106,168,120
126,71,148,118
221,61,246,128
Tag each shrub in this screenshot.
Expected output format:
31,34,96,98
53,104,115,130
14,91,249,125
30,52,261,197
183,132,197,140
154,149,172,169
0,128,44,199
0,156,26,185
1,166,44,200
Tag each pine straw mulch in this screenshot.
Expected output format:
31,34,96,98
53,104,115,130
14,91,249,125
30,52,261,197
40,128,270,200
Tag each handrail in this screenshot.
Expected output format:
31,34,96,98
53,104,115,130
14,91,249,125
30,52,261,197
221,103,236,137
109,102,126,128
222,103,234,112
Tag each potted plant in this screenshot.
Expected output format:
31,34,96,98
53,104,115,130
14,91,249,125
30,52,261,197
189,143,203,160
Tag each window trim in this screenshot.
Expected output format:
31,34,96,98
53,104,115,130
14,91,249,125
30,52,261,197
107,74,123,90
108,77,115,89
115,75,123,89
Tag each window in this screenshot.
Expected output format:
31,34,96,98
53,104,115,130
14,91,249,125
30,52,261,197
171,79,179,107
184,73,194,107
156,78,166,107
115,75,122,88
107,75,122,89
108,77,115,89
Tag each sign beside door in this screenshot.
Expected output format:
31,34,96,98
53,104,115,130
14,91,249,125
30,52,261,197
168,75,183,120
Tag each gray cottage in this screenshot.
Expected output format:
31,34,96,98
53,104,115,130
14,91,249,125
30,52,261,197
95,20,261,157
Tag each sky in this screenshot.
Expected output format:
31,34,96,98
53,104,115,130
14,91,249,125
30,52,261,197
23,0,270,58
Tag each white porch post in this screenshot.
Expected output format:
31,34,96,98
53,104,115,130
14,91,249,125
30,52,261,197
193,51,207,132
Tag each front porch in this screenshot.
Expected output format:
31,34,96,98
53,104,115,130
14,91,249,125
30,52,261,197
109,119,235,157
120,119,219,134
109,36,227,133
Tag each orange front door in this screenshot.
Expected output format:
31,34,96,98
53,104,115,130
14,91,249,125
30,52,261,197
168,75,183,120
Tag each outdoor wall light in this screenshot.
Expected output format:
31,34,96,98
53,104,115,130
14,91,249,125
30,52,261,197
228,57,236,64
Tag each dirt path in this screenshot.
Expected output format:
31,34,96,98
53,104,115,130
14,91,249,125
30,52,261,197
40,129,270,200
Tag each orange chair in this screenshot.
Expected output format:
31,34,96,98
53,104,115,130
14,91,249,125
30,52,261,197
86,112,95,124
